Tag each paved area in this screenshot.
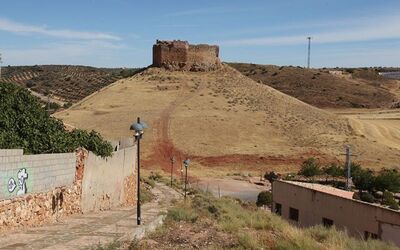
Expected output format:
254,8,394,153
0,183,180,250
195,177,268,202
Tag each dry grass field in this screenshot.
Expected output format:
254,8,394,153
229,63,399,109
54,64,400,173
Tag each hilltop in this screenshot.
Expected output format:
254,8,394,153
1,65,140,103
54,64,400,171
229,63,399,109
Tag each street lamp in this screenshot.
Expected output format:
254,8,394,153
183,159,190,199
170,156,175,187
130,117,148,225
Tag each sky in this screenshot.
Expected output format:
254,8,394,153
1,0,400,68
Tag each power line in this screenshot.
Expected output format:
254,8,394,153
307,37,311,69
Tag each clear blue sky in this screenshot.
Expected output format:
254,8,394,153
1,0,400,68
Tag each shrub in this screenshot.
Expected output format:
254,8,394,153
256,191,272,207
167,206,198,223
324,163,342,180
382,191,399,210
352,168,375,192
0,82,112,157
299,158,322,177
264,171,279,183
63,102,73,109
359,192,375,203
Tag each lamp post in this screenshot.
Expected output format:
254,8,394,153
183,159,190,199
170,156,175,187
130,117,148,225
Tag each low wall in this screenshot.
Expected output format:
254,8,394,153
0,150,76,200
0,149,79,230
81,146,136,212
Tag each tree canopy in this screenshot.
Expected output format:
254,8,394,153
0,82,113,157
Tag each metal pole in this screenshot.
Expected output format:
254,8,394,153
0,53,2,80
137,117,141,225
170,157,174,187
184,166,188,199
345,145,351,190
307,37,311,69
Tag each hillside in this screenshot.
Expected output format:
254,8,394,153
54,65,400,171
1,65,140,103
229,63,398,109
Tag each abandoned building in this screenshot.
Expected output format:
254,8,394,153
152,40,221,71
272,180,400,247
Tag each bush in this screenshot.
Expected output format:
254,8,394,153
352,168,375,192
264,171,279,183
324,164,342,180
359,192,375,203
63,102,73,109
299,158,322,177
256,191,272,207
0,82,112,157
375,169,400,193
382,191,399,210
167,206,198,223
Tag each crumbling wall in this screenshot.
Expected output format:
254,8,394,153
152,40,221,71
80,146,136,212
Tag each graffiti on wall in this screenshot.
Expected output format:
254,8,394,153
7,168,29,195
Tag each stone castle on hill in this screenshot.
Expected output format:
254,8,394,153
152,40,221,71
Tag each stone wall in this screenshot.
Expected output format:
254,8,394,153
152,40,221,71
0,143,137,230
0,150,76,200
0,149,81,231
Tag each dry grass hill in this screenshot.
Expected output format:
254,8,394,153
229,63,399,109
1,65,140,103
54,64,400,172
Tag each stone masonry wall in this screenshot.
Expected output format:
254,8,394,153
152,40,221,71
0,150,76,200
0,149,83,231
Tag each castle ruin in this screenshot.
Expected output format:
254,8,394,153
152,40,221,71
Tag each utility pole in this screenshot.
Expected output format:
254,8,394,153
170,156,175,187
307,37,311,69
341,145,356,191
0,53,3,79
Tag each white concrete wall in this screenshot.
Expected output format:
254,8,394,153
0,150,76,200
80,146,136,212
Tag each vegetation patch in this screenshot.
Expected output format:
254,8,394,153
129,191,396,250
0,82,113,157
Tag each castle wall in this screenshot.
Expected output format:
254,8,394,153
152,40,221,71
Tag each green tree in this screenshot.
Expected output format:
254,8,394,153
298,158,321,177
324,163,342,181
256,191,272,207
352,168,375,193
0,82,112,157
375,169,400,193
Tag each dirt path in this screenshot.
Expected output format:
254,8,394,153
145,82,206,172
0,183,180,250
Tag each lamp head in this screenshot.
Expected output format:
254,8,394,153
183,159,190,168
